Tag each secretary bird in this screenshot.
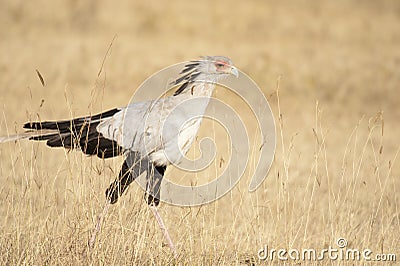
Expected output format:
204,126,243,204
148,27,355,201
0,56,239,257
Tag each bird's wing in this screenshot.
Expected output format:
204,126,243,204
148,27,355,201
97,100,165,154
97,94,209,165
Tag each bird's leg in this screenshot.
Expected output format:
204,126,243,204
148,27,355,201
88,199,111,248
149,204,177,258
89,158,134,249
146,165,177,258
89,155,143,249
106,159,135,204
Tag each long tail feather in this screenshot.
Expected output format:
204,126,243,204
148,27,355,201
0,130,56,143
3,108,123,158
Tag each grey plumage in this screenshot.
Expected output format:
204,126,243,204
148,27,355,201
3,56,239,205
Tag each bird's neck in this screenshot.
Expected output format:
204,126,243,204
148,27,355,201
194,82,216,97
180,74,220,98
176,82,214,99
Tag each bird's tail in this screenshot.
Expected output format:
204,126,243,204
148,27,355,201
3,108,123,158
0,130,55,143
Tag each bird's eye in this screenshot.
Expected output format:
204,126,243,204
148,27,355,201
216,63,225,68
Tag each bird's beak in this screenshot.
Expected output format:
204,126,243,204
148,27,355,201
229,66,239,78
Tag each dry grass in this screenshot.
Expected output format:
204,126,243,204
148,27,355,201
0,0,399,264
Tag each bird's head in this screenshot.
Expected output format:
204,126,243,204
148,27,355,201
197,56,239,78
172,56,238,96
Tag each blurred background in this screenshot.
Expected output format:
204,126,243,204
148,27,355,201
1,1,399,129
0,0,399,264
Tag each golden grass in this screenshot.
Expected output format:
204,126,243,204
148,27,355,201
0,0,399,264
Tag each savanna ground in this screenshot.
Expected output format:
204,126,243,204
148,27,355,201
0,0,399,265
